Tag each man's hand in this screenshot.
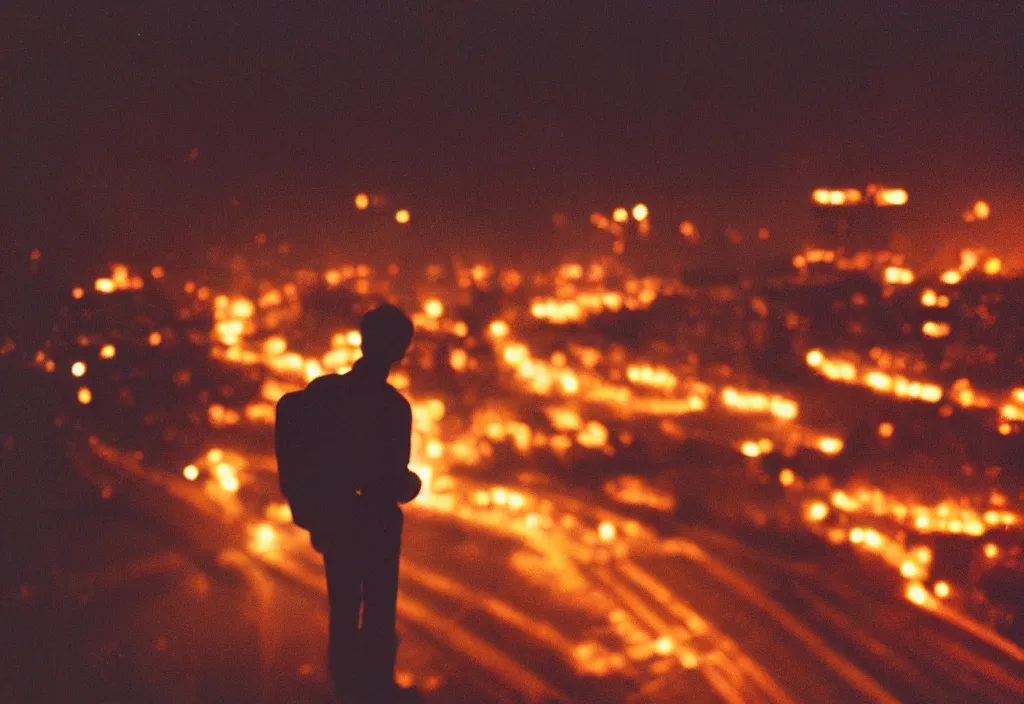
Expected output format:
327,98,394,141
396,470,422,504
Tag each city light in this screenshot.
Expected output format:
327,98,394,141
963,200,990,222
423,299,444,319
46,218,1024,696
872,186,908,206
811,188,864,206
883,266,914,285
488,320,510,338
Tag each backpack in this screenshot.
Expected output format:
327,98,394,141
274,389,324,530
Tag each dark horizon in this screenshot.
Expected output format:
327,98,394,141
5,2,1024,273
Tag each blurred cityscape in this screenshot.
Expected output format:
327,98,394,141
3,188,1023,702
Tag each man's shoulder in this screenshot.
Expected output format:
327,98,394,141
305,373,408,412
306,373,346,392
276,388,305,410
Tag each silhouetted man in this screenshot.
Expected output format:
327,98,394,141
276,305,422,703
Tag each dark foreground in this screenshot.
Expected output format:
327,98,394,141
3,441,1022,704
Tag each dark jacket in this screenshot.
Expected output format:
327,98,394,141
300,360,420,534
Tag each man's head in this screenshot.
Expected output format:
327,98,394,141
359,304,414,365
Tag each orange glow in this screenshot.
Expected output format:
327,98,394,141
873,187,908,206
148,331,163,346
612,207,629,223
603,476,676,512
423,298,444,319
425,438,444,459
77,387,92,405
740,441,762,458
1000,403,1024,422
983,257,1001,276
883,266,914,285
67,243,1024,656
631,203,649,222
653,636,675,656
922,321,950,338
99,344,116,359
576,420,609,449
71,361,87,377
215,462,240,493
395,209,411,224
720,387,798,420
265,502,293,523
933,581,951,599
812,188,864,206
265,336,288,356
940,270,962,285
95,278,115,293
817,437,843,455
627,364,678,392
920,289,950,308
488,320,510,338
900,560,921,579
449,348,468,371
905,582,929,606
354,192,370,210
806,501,829,522
72,287,85,299
150,265,165,279
250,523,277,553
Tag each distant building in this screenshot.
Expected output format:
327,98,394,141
809,185,908,251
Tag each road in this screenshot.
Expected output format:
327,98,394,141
26,437,1018,704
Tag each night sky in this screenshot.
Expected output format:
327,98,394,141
4,2,1023,271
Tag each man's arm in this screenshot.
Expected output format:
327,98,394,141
388,397,422,503
364,394,420,503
